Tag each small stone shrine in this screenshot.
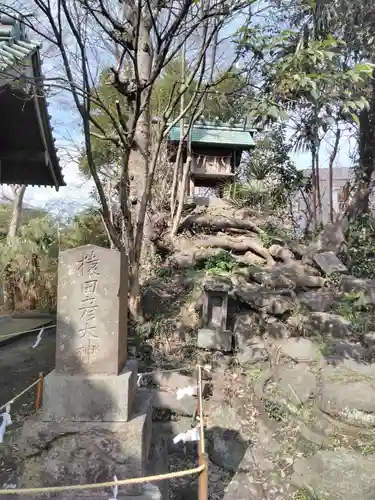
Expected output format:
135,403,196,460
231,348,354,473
17,245,158,499
197,276,233,352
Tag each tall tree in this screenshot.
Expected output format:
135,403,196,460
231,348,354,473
5,0,254,320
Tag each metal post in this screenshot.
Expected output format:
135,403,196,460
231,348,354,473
35,372,44,410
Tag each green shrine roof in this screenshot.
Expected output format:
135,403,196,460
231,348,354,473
0,15,40,73
0,14,65,189
168,120,255,149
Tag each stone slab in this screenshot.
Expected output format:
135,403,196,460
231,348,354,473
19,391,154,500
197,328,232,352
148,388,196,416
313,251,348,275
42,360,138,422
55,245,128,376
149,370,196,394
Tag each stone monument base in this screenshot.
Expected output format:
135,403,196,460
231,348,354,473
197,328,232,352
17,391,160,500
42,360,138,422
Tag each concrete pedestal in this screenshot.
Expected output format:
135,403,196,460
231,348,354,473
42,360,138,422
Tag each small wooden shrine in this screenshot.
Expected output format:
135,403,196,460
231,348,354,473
168,119,255,204
0,14,64,188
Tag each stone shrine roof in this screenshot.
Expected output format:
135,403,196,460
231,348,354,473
168,120,256,149
0,14,65,189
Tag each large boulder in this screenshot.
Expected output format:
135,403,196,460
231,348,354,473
279,338,320,363
233,314,268,365
298,289,335,312
305,312,352,338
340,275,375,305
265,317,291,339
274,365,317,406
235,284,294,316
319,366,375,427
249,262,325,290
292,450,375,500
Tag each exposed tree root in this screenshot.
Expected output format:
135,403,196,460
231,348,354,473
179,214,264,235
194,235,275,265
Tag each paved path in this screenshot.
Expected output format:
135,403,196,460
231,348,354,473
0,324,56,488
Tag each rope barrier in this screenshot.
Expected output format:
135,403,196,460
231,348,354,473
0,360,210,496
0,462,206,495
0,378,42,413
0,323,56,340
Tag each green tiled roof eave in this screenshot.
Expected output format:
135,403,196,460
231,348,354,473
0,39,40,73
168,125,255,148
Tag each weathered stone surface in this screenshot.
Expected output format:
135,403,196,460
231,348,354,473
251,270,295,290
268,244,295,263
319,376,375,427
280,338,319,363
313,251,348,275
149,371,196,395
56,245,128,376
363,332,375,348
265,317,291,338
207,427,250,473
298,289,335,312
340,275,375,305
197,328,232,352
237,338,268,365
306,312,351,338
232,314,267,364
42,360,138,422
292,450,375,500
148,388,196,416
19,392,153,499
202,276,233,292
276,365,317,405
251,263,325,290
233,314,258,341
329,341,367,361
235,284,293,316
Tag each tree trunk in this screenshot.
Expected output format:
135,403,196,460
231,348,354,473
7,185,26,242
311,151,317,234
128,260,144,323
329,124,341,223
126,22,153,322
351,69,375,218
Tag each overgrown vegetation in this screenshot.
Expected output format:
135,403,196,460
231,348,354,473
198,251,238,275
339,214,375,278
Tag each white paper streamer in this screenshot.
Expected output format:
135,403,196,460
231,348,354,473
137,374,143,387
32,327,45,348
176,386,196,400
173,428,200,444
0,404,12,443
108,475,118,500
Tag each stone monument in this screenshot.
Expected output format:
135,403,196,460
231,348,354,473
197,276,233,352
17,245,158,499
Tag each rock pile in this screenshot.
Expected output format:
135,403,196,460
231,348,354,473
194,245,375,365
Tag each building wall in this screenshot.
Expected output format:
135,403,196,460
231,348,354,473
294,167,375,229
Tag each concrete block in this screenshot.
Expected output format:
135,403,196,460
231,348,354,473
42,360,138,422
197,328,232,352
